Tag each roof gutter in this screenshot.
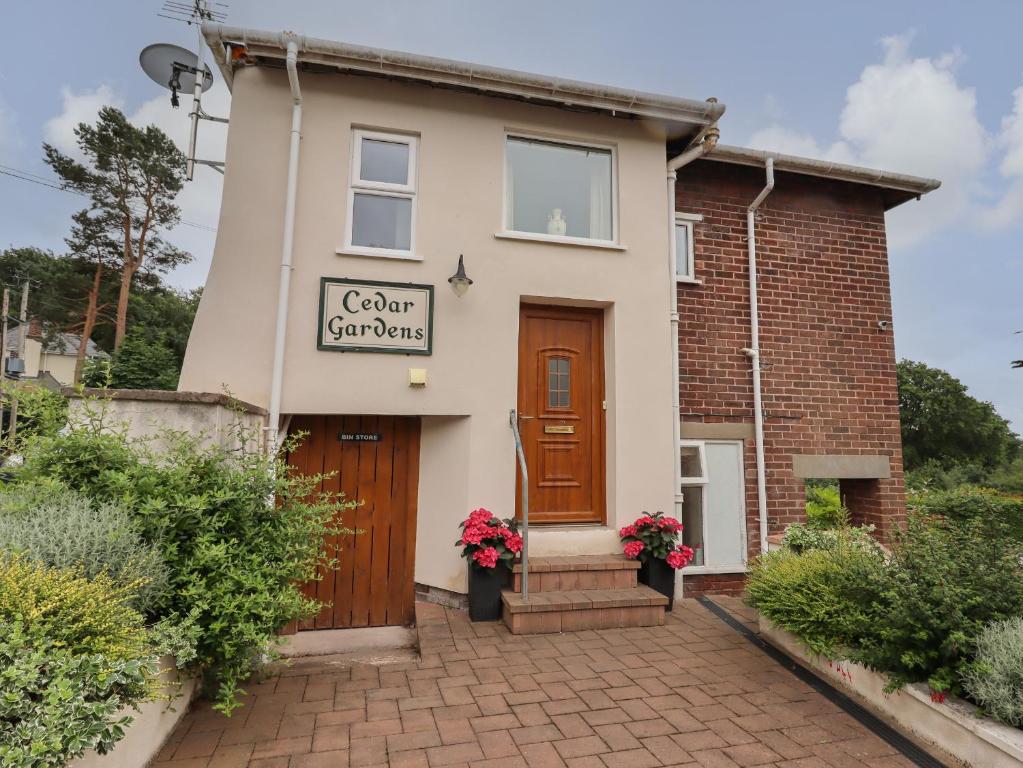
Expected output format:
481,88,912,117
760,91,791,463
707,144,940,200
201,23,726,128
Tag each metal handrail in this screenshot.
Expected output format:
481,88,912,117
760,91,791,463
509,409,529,601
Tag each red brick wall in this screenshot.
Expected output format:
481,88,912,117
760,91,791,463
676,160,906,587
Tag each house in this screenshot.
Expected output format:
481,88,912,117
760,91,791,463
178,26,939,632
4,325,109,388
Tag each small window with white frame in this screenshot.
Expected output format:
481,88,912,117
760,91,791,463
344,129,419,259
678,439,747,570
674,214,700,282
504,135,615,244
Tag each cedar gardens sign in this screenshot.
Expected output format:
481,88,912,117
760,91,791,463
318,277,433,355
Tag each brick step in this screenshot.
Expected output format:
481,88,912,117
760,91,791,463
511,555,639,592
501,586,667,634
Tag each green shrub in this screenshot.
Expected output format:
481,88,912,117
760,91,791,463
0,383,68,451
0,555,150,660
804,483,847,528
14,412,351,713
962,617,1023,727
746,544,886,656
850,514,1023,695
0,621,154,768
0,488,169,615
908,486,1023,541
781,522,878,555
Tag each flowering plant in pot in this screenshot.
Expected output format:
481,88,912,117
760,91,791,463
456,508,522,621
619,511,694,610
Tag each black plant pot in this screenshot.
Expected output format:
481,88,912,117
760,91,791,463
468,562,510,621
638,557,675,611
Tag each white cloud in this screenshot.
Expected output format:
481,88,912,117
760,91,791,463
746,33,992,249
43,82,229,289
43,85,125,158
980,85,1023,229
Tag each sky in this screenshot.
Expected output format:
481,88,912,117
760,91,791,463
0,1,1020,430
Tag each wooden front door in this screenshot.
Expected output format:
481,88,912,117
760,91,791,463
287,415,420,629
517,305,605,524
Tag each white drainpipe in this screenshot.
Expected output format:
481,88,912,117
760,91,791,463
268,36,303,450
666,121,719,511
744,158,774,555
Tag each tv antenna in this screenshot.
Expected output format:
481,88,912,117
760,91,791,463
140,0,229,179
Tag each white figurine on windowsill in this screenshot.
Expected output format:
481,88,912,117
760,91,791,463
546,208,567,236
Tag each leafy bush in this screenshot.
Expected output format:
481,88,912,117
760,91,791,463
908,485,1023,541
0,621,154,768
962,617,1023,727
14,410,350,713
781,522,878,555
0,487,169,615
0,382,68,451
804,482,847,528
0,557,159,766
746,544,886,656
850,515,1023,695
0,555,150,660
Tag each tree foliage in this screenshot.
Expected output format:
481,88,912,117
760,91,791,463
897,359,1020,471
43,107,190,350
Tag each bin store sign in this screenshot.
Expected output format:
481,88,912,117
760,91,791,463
318,277,433,355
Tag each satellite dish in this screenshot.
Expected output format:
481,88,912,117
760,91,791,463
140,43,213,107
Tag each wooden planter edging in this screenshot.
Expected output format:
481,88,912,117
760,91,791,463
70,656,198,768
758,616,1023,768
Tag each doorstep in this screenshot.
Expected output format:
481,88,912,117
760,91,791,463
277,625,416,658
501,554,667,634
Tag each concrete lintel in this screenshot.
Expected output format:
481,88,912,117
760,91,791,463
681,421,754,441
791,454,891,480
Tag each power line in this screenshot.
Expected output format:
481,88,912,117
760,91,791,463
0,164,218,233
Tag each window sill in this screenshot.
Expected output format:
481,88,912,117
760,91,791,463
681,564,748,575
494,231,627,251
336,246,424,262
676,277,703,286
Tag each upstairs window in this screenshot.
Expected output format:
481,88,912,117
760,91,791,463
505,136,614,243
674,220,695,281
344,130,419,259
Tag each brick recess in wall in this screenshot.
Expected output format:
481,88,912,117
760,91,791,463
676,160,907,596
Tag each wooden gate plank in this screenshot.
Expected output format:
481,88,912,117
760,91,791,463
349,415,377,628
385,417,409,625
368,416,395,626
313,415,341,628
401,418,421,625
333,414,360,628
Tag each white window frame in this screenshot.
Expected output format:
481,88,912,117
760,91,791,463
340,129,420,261
499,132,621,249
679,438,748,574
674,212,702,284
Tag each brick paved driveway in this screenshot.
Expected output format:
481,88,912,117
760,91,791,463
156,599,918,768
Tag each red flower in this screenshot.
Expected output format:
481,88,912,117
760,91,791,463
500,528,523,554
460,524,487,545
623,540,645,559
658,517,682,532
618,524,637,539
666,544,695,570
636,515,656,528
472,546,499,568
466,508,494,526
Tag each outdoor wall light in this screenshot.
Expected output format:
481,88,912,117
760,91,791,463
448,254,473,297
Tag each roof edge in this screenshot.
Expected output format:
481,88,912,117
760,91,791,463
705,144,941,201
201,24,726,128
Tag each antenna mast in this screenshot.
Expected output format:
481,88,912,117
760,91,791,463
157,0,229,179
